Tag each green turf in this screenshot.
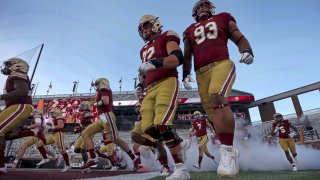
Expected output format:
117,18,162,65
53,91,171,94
148,170,320,180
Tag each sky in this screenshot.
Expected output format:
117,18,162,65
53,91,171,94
0,0,319,121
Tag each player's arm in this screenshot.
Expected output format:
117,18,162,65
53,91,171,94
228,20,254,64
53,119,65,130
0,79,29,100
229,21,252,53
206,121,215,133
183,38,193,80
189,127,195,137
147,40,183,69
289,124,299,134
27,118,42,129
271,123,279,136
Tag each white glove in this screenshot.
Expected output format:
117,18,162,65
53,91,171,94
289,132,295,138
239,49,254,65
183,74,194,90
139,61,156,74
135,86,142,97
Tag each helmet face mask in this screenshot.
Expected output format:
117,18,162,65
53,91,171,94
0,58,29,75
138,15,162,42
192,0,215,22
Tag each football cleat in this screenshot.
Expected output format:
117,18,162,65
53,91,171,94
217,145,240,177
6,162,17,168
159,166,170,176
60,165,71,172
292,166,298,172
0,166,7,175
80,158,98,169
166,163,190,180
193,163,200,169
36,158,50,166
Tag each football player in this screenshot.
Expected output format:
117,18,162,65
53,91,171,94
271,113,299,171
80,78,139,170
0,58,34,175
137,15,191,180
36,108,71,172
6,108,58,168
182,0,254,177
73,101,94,173
190,111,216,169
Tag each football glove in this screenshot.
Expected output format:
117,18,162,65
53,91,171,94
239,48,254,65
139,61,156,74
183,74,194,90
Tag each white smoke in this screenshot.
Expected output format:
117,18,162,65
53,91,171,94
120,120,320,172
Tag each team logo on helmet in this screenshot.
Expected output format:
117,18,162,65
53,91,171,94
0,58,29,75
192,0,215,22
138,15,162,42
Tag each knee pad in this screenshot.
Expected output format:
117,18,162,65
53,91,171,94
161,126,182,148
144,127,162,140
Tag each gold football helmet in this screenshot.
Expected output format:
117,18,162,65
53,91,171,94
193,111,202,118
138,15,162,42
1,58,29,75
78,101,92,112
94,78,110,90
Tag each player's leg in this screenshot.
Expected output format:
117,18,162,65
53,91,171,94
280,138,296,171
288,138,298,167
0,104,32,174
140,87,170,174
36,136,54,166
80,121,104,169
7,137,35,168
102,112,139,170
52,132,71,172
197,60,238,177
150,77,190,179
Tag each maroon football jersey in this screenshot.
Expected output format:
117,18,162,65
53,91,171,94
96,88,114,114
78,111,94,128
183,13,236,71
272,120,291,139
52,118,65,134
192,118,208,137
140,31,179,86
4,73,32,108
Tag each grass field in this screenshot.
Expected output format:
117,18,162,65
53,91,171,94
149,170,320,180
